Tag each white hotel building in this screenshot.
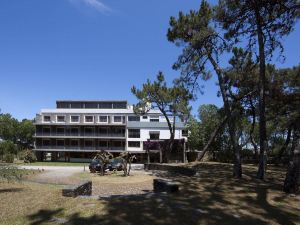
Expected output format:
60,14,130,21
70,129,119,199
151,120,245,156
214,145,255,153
34,100,186,162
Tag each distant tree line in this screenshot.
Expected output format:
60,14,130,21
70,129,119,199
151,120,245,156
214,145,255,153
0,112,35,163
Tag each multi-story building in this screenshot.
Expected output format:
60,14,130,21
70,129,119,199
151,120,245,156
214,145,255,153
34,100,186,162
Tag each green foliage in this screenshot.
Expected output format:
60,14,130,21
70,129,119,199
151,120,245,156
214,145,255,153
0,113,19,142
17,119,35,149
0,140,18,160
3,153,14,163
21,149,37,163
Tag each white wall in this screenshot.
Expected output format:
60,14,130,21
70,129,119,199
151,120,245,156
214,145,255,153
126,128,182,152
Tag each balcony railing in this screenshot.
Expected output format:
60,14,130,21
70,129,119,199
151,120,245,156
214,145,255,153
35,146,125,151
35,132,125,138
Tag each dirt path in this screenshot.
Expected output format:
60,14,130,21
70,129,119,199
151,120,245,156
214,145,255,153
20,166,85,184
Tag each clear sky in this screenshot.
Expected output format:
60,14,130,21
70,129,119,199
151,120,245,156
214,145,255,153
0,0,299,120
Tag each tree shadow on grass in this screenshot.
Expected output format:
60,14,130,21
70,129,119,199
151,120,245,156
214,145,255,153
0,187,24,193
27,208,64,225
26,163,300,225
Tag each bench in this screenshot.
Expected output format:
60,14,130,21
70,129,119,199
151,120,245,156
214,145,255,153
62,181,92,197
153,179,180,193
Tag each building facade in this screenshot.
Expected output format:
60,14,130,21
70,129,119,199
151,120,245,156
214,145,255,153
34,100,186,162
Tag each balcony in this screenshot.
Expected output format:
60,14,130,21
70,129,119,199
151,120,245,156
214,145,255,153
35,146,125,151
34,132,125,138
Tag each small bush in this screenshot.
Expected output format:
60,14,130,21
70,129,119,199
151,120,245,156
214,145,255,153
23,149,37,163
4,154,14,163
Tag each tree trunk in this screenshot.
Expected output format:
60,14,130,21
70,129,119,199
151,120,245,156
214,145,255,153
283,125,300,194
197,116,228,161
249,97,258,160
255,8,267,180
208,54,242,178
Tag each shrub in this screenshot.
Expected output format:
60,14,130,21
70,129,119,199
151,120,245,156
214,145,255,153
23,149,37,163
4,154,14,163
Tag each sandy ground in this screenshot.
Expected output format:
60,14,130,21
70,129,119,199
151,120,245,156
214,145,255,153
19,166,85,184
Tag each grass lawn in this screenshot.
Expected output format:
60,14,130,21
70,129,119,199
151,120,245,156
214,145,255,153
0,163,299,225
15,161,89,167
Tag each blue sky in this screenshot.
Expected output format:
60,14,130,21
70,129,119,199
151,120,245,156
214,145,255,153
0,0,299,120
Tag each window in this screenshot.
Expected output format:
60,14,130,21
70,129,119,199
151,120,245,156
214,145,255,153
128,116,140,121
182,130,188,137
70,139,79,147
99,116,108,123
99,102,113,109
99,127,108,135
70,127,79,135
42,127,50,134
142,115,148,119
113,116,122,123
113,102,127,109
70,102,82,108
85,102,98,108
70,115,80,123
99,141,108,148
149,131,160,140
43,116,51,122
42,139,50,146
150,116,159,122
128,141,140,148
85,116,94,123
84,140,93,147
56,139,64,147
84,127,93,135
57,115,65,122
128,129,140,138
56,127,65,134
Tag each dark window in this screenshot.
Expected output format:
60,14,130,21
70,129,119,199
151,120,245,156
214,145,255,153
42,140,50,146
57,102,70,108
114,116,122,123
149,132,160,140
182,130,188,137
70,140,79,146
113,102,127,109
70,102,82,108
99,116,108,122
99,102,113,109
56,127,65,134
128,141,140,148
128,129,140,138
99,127,108,135
43,116,51,122
84,127,93,135
85,140,93,147
70,127,79,135
142,115,148,119
71,115,80,122
85,102,98,108
85,116,94,122
57,116,65,122
42,127,50,134
56,139,64,146
99,141,108,148
150,116,159,122
111,141,123,147
128,116,140,121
